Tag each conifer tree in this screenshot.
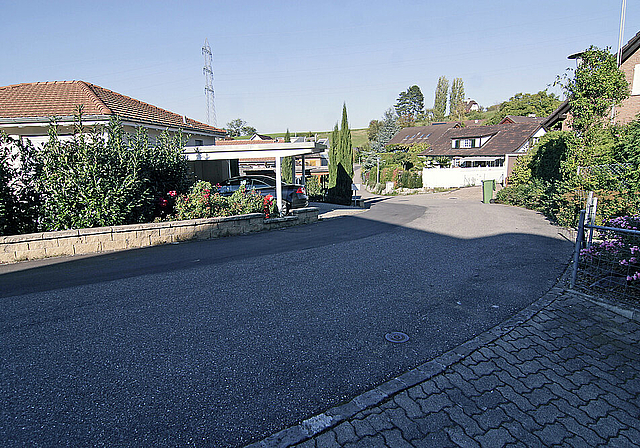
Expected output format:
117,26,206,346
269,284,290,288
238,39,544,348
281,129,293,183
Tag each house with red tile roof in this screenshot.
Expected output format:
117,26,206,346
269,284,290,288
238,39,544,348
415,122,546,188
0,81,227,147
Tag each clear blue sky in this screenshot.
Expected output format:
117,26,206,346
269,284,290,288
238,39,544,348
3,1,639,133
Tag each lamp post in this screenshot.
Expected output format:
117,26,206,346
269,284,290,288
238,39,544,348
377,157,380,185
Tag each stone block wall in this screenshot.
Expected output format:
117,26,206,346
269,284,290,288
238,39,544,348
0,208,319,264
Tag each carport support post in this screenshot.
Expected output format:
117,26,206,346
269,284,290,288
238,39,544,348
275,156,283,213
301,155,306,186
291,155,296,185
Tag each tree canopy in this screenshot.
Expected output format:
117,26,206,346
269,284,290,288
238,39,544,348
449,78,465,121
225,118,257,137
487,91,561,124
394,85,424,123
560,45,629,134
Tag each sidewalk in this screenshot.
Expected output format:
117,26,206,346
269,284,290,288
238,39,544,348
249,288,640,447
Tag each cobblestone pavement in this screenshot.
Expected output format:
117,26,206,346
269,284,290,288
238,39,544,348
250,288,640,447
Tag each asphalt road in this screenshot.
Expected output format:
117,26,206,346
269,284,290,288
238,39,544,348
0,190,574,447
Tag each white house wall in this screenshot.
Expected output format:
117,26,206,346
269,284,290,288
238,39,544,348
422,166,507,189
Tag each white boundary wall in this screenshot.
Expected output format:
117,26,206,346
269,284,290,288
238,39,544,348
422,166,506,189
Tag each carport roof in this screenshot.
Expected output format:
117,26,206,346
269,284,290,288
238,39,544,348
183,141,326,161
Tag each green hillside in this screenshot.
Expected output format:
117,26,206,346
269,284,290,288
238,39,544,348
264,128,368,148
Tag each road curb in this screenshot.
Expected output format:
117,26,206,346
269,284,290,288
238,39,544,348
246,285,567,448
568,288,640,322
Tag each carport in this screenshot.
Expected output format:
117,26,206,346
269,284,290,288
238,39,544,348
183,141,326,212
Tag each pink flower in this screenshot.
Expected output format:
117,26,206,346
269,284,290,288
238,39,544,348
167,190,177,197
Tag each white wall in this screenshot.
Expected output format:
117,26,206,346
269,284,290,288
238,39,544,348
423,166,506,189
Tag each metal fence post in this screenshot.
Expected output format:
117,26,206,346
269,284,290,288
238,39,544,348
570,209,586,289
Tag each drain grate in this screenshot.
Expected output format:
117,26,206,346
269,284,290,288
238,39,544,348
385,332,409,343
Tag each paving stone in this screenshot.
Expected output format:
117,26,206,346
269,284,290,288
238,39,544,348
574,383,606,402
471,374,501,394
619,427,640,444
557,416,606,446
474,389,507,411
364,412,394,433
407,385,427,401
533,422,572,446
501,421,543,447
351,418,376,438
445,405,484,437
414,411,454,435
523,385,556,407
474,407,511,431
444,371,483,399
315,430,340,448
386,407,422,441
607,434,637,447
608,408,640,429
294,438,316,448
590,414,627,440
452,363,479,382
394,393,423,419
444,386,482,415
520,373,551,390
333,422,358,445
417,392,453,415
343,435,387,448
381,429,413,448
579,398,615,420
444,425,481,448
492,369,530,394
409,430,452,447
499,403,541,432
530,402,563,426
476,428,515,448
551,397,594,424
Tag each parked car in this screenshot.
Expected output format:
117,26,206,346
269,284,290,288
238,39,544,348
218,175,308,213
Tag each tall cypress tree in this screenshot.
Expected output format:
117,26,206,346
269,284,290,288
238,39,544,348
328,123,339,189
434,76,449,120
339,103,353,178
281,129,293,183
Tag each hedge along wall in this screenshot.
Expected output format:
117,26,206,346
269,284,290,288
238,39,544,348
0,207,319,264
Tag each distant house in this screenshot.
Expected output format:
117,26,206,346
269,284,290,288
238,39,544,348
249,133,274,141
465,100,481,113
215,136,329,180
417,122,546,188
545,30,640,129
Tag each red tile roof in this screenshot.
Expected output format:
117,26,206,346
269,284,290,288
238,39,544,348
418,123,542,157
0,81,226,136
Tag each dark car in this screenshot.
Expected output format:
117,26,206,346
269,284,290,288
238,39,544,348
218,175,309,213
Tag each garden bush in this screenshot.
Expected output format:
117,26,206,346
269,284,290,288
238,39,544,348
174,181,277,220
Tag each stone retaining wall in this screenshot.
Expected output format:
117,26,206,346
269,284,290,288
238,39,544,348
0,207,319,264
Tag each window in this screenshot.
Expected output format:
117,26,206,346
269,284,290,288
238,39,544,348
195,139,204,146
633,64,640,96
462,139,472,148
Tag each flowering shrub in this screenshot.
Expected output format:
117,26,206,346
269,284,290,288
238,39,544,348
580,215,640,283
174,181,276,220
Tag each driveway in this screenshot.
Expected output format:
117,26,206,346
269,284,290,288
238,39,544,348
0,189,573,447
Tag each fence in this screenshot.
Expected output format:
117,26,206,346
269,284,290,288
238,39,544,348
570,196,640,303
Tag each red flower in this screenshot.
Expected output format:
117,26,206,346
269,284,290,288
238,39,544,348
167,190,177,197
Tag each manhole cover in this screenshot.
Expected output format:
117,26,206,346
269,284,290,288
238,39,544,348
385,332,409,343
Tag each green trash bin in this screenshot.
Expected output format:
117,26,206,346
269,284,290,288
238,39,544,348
482,179,495,204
